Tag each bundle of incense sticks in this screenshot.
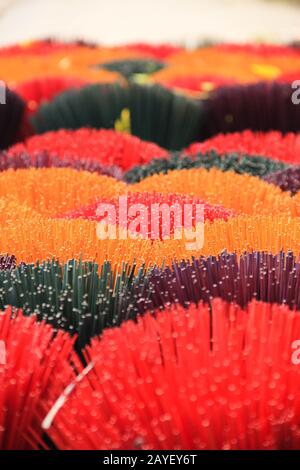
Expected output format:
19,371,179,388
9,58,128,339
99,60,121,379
1,39,300,451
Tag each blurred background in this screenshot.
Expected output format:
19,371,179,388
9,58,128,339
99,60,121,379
0,0,299,47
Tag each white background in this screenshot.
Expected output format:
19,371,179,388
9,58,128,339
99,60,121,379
0,0,299,47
